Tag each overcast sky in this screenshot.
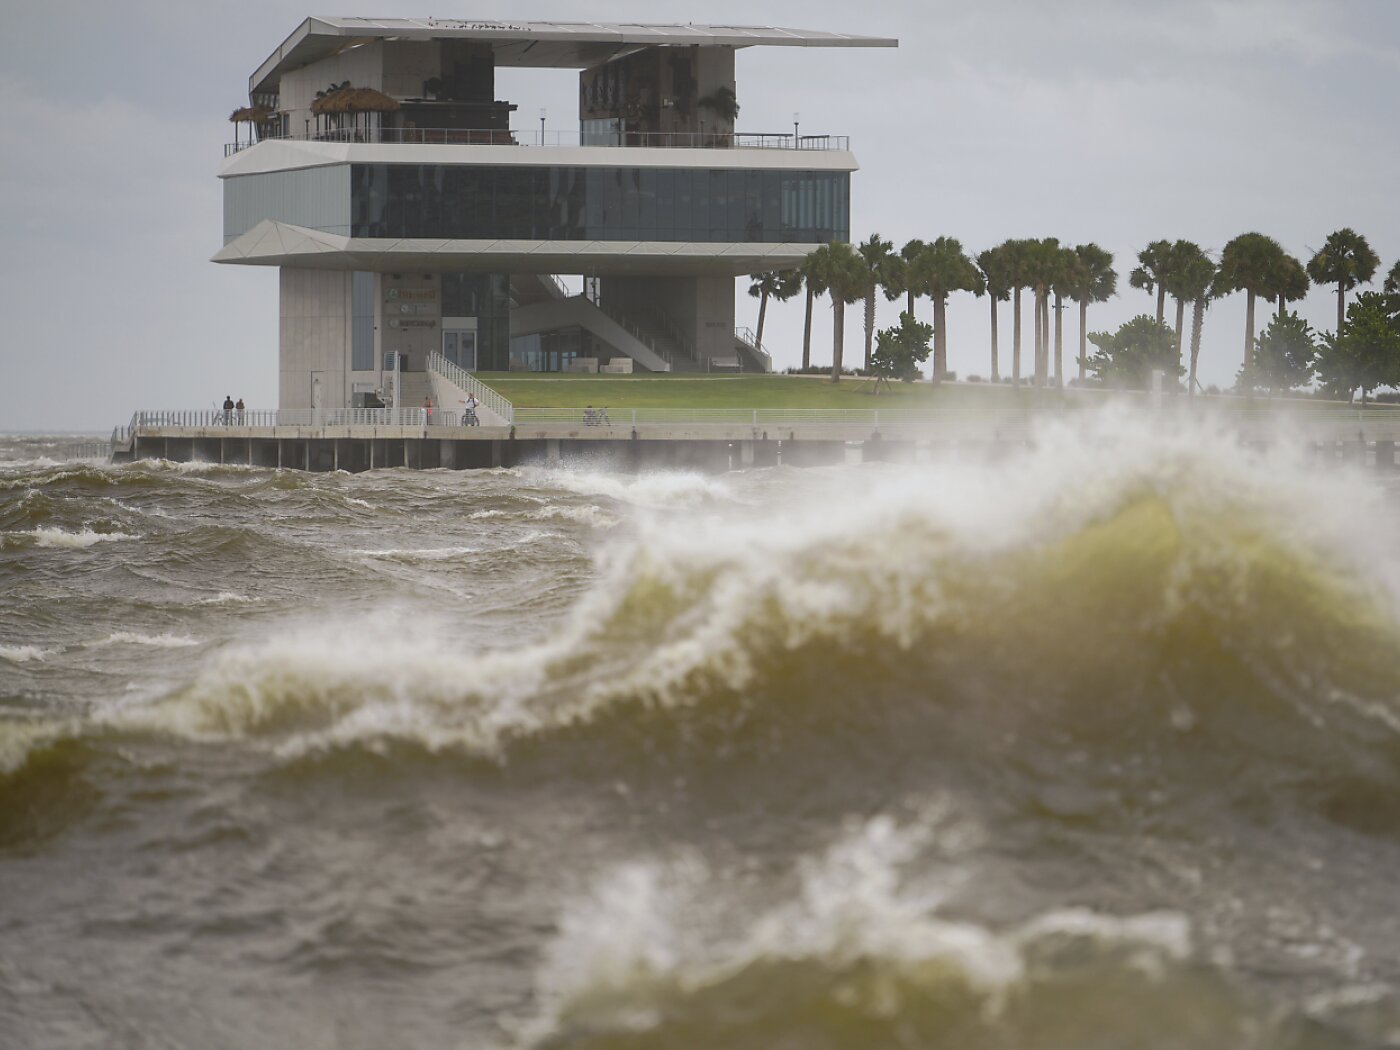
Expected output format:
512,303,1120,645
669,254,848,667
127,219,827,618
2,0,1398,431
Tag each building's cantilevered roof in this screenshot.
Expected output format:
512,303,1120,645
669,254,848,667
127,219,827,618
250,16,898,96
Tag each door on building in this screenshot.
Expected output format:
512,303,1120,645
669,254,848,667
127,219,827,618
442,320,478,371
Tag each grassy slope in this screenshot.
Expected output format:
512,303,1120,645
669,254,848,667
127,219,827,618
473,373,1046,410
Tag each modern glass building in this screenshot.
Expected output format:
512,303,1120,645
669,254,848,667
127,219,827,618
214,17,896,410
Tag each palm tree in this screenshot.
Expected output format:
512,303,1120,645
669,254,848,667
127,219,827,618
748,270,801,359
905,237,984,380
1064,243,1117,382
798,253,828,370
805,241,867,382
1022,238,1062,386
1173,254,1218,395
1386,261,1400,295
1163,241,1212,362
1129,240,1175,324
857,235,897,369
1002,239,1033,385
1050,246,1084,387
1216,232,1288,370
1308,229,1380,332
887,239,928,317
977,245,1013,381
1274,253,1310,316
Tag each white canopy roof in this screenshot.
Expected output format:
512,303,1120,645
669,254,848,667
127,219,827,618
251,16,897,96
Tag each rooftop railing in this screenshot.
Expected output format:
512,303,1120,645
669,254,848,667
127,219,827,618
225,128,849,156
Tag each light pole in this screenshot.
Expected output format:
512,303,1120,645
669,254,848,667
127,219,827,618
539,107,546,144
793,111,800,148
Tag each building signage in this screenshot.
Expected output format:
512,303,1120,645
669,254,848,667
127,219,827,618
395,302,435,315
386,288,437,302
429,18,527,31
389,318,438,329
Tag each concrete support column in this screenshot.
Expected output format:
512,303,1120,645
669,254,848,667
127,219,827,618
546,439,561,465
491,440,503,468
739,441,755,468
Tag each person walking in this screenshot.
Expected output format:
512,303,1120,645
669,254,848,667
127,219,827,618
462,393,480,426
423,396,433,423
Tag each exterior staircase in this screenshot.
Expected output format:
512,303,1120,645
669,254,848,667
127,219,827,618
426,353,514,426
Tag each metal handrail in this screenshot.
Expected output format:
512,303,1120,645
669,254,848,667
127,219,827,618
225,128,850,156
427,352,515,423
130,408,437,428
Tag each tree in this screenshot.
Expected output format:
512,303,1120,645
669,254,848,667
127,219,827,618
905,237,984,381
805,241,868,382
977,245,1013,382
1314,292,1400,404
1022,238,1063,386
1085,315,1183,390
1050,245,1083,387
887,239,928,318
1170,253,1218,396
1062,243,1117,383
1386,261,1400,295
1239,312,1317,397
1002,239,1033,385
1162,241,1212,363
869,312,934,391
1216,232,1288,371
1273,253,1310,316
797,253,829,370
1129,240,1175,325
1308,229,1381,333
857,234,897,370
747,270,801,359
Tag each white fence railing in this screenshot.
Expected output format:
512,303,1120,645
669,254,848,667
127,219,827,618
427,352,514,424
131,408,440,428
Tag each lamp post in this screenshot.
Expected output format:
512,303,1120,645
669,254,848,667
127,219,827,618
539,107,546,144
793,111,800,148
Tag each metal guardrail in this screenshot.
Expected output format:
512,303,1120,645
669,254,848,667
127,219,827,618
131,408,440,428
224,128,850,156
427,352,514,423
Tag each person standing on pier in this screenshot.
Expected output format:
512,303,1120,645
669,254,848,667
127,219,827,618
222,395,234,425
235,398,245,424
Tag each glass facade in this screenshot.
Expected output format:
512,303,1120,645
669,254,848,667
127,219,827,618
349,164,849,243
509,327,606,372
223,165,351,243
443,273,511,370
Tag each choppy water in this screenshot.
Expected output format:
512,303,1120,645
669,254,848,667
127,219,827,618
2,413,1400,1049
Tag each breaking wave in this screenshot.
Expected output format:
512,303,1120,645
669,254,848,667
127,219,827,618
513,817,1324,1049
2,527,136,549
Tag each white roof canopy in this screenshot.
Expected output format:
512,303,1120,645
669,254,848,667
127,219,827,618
251,16,898,96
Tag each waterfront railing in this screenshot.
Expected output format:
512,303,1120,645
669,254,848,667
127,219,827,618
225,128,849,156
427,353,515,424
130,408,450,428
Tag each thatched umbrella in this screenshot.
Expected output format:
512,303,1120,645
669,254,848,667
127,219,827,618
228,105,277,147
310,87,400,140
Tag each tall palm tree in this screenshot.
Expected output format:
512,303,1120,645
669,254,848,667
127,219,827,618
905,237,984,380
1274,253,1310,316
1129,240,1175,324
1022,238,1062,386
748,270,801,359
1170,252,1217,395
1216,232,1288,370
1308,229,1380,332
1002,239,1033,385
1064,243,1117,382
1163,241,1211,361
805,241,867,382
887,239,928,318
856,235,896,370
798,253,829,370
1050,245,1083,387
1385,261,1400,295
977,245,1013,381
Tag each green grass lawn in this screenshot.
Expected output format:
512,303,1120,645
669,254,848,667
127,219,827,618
473,373,1047,409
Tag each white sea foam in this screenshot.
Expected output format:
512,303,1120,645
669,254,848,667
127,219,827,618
2,528,136,549
531,504,619,529
523,816,1194,1043
193,592,260,606
0,645,57,664
531,468,736,509
91,632,201,649
348,545,479,562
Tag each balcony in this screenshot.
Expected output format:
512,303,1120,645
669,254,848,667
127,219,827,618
224,127,850,157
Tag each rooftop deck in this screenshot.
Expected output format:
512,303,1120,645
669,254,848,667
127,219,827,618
225,128,850,157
